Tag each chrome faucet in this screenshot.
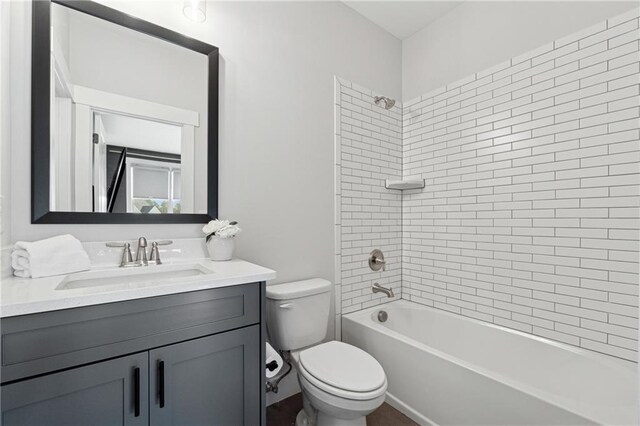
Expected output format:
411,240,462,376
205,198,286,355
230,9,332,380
106,237,171,267
135,237,148,266
372,283,394,298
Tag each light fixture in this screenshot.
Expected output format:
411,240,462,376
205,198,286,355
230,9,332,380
183,0,206,23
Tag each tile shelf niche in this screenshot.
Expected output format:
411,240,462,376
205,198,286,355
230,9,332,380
384,179,425,190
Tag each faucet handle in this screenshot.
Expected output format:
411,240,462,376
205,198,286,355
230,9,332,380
106,242,134,267
121,243,133,267
149,240,172,265
369,249,386,271
149,242,162,265
106,241,128,247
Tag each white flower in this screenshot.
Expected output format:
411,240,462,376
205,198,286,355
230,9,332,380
216,224,242,239
202,219,229,236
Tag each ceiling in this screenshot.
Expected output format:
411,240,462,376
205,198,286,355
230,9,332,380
343,1,462,40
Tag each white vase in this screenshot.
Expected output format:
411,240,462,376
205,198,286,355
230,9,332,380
206,236,235,261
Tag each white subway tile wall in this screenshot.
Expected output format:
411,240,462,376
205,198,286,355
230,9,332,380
402,9,639,361
335,77,403,325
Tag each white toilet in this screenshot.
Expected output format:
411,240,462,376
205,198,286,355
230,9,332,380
266,279,387,426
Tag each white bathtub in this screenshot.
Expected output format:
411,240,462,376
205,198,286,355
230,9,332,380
342,300,638,426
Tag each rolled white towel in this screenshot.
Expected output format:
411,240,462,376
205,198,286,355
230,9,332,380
12,234,91,278
11,250,29,270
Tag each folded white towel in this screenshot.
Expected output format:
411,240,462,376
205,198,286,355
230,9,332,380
11,234,91,278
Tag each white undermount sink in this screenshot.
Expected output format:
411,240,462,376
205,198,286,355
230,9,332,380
56,263,216,290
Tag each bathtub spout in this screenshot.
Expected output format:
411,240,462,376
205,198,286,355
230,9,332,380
372,283,394,298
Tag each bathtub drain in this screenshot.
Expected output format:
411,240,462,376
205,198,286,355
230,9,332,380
377,311,388,322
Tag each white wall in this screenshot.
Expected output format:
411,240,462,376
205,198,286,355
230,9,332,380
67,7,208,113
51,3,70,67
403,1,638,101
0,1,11,255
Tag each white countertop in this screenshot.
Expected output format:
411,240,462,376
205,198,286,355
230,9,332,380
0,258,276,318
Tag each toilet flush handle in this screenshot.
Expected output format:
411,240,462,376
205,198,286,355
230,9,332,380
279,303,293,309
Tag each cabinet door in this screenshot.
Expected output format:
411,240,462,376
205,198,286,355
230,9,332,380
150,326,260,426
1,352,148,426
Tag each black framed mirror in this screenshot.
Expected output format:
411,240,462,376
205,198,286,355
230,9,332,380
32,0,218,224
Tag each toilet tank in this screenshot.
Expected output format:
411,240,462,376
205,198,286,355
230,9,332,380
266,279,332,351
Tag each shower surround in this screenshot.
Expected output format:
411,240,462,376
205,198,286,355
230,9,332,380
402,8,639,362
336,7,639,361
334,78,403,331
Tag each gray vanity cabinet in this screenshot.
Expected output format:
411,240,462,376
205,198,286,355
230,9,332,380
1,352,149,426
149,325,260,426
0,283,266,426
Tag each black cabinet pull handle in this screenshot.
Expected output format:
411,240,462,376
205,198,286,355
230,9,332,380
158,360,165,408
134,367,141,417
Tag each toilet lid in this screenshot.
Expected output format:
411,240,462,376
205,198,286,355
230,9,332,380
299,341,386,392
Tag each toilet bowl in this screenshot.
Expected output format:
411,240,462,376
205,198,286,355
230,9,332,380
266,279,388,426
292,341,387,426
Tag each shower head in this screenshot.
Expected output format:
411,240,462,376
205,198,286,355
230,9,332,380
374,96,396,110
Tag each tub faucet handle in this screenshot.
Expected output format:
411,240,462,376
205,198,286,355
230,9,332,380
369,249,386,271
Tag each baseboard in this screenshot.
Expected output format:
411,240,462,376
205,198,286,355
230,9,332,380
385,391,436,426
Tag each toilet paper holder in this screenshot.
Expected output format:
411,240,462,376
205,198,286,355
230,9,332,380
265,342,292,394
266,359,279,372
266,342,283,379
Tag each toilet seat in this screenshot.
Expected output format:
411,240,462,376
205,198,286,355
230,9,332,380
297,362,388,401
295,341,387,401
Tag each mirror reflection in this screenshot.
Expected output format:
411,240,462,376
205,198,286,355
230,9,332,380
50,2,208,214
